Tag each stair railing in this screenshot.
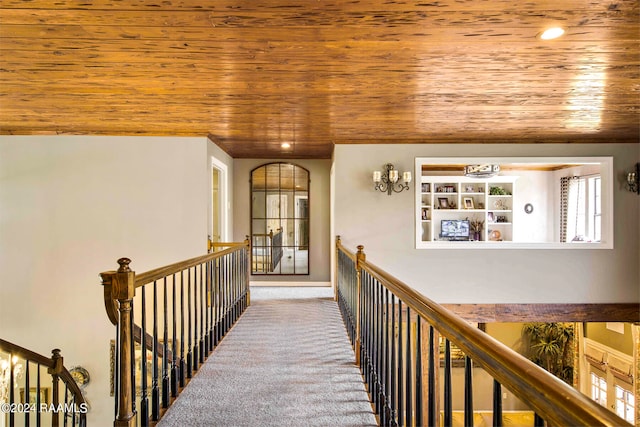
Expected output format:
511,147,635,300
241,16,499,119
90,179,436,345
0,339,87,427
100,239,250,427
335,237,631,427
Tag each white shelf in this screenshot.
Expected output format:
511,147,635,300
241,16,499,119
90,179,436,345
416,175,517,247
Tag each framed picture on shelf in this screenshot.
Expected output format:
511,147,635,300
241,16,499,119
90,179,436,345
438,197,449,209
463,197,474,209
421,183,430,192
487,212,495,222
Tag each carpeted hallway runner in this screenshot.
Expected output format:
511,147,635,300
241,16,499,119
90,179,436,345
158,287,377,427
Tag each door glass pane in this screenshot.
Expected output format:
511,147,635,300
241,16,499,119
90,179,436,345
266,164,280,190
252,191,266,218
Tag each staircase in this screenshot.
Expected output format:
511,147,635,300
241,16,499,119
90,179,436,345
102,240,634,427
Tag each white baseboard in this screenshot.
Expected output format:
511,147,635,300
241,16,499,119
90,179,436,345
250,281,331,287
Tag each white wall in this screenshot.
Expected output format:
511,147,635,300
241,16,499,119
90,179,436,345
233,159,332,283
333,143,639,304
0,135,211,426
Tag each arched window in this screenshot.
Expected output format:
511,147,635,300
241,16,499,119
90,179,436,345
250,163,309,275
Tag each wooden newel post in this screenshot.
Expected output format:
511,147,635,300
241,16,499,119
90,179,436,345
49,349,63,426
105,257,137,427
355,245,366,366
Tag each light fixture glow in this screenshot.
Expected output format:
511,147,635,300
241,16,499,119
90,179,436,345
539,27,565,40
281,142,291,149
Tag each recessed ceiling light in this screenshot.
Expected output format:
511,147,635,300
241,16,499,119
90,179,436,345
539,27,565,40
281,142,291,149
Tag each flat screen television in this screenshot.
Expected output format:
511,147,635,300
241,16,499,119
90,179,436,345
441,220,470,240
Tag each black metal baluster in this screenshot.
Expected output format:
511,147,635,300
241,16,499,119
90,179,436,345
193,266,199,373
215,258,221,345
406,307,412,427
224,254,229,336
464,356,473,427
415,317,423,427
428,326,436,427
233,251,239,322
152,280,159,420
230,253,236,325
221,256,227,337
207,260,213,352
384,288,391,426
36,363,41,427
222,254,228,337
171,274,181,397
362,274,369,381
352,255,356,343
371,275,378,412
390,294,397,426
8,351,14,427
229,252,235,324
179,270,185,387
24,360,29,427
493,380,503,427
376,280,384,419
444,340,452,427
200,263,205,363
140,286,149,426
398,300,404,427
162,277,170,406
64,385,69,427
369,276,375,406
534,413,545,427
187,268,193,379
130,301,136,417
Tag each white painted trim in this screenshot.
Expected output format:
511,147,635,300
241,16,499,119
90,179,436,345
211,156,229,242
414,156,614,249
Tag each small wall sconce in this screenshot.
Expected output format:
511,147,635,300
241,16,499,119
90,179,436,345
373,163,411,195
626,162,639,194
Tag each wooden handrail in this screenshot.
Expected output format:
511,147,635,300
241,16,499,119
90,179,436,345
336,240,631,427
0,339,55,370
101,242,249,327
100,240,251,427
0,339,87,427
134,243,247,289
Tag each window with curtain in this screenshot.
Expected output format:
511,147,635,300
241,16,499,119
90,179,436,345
560,175,601,242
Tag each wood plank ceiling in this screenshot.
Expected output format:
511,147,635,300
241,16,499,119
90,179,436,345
1,0,638,159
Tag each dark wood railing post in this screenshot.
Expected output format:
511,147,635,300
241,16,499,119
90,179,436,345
355,245,365,366
102,258,137,427
48,348,63,426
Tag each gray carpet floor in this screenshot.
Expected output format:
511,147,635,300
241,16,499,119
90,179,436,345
157,287,378,427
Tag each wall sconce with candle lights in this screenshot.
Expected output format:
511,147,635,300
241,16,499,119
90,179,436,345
373,163,411,195
626,162,639,194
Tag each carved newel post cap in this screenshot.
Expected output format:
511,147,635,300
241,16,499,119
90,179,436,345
51,349,61,358
357,245,364,252
117,258,131,272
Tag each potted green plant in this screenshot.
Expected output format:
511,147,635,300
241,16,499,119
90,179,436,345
521,322,574,385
